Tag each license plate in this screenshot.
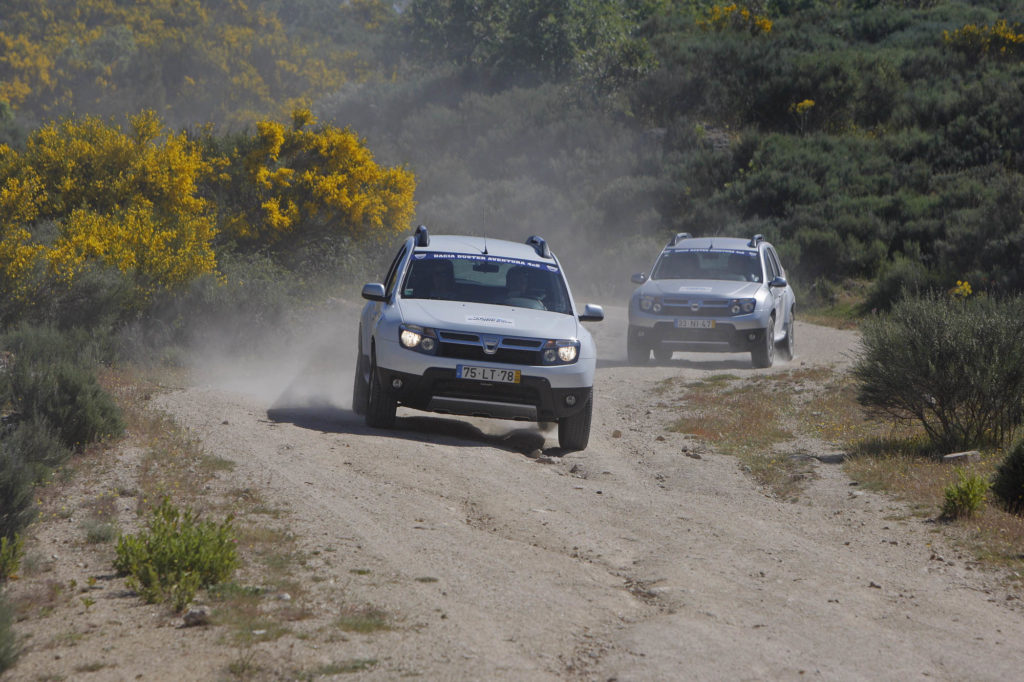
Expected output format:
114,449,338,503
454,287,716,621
675,319,715,329
457,365,521,383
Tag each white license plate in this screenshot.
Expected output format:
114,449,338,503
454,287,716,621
457,365,521,383
675,319,715,329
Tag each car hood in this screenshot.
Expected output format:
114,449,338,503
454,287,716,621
397,299,582,339
640,278,764,299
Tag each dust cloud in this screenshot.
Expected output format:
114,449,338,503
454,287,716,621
187,298,362,417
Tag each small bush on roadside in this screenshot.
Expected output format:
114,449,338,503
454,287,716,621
0,533,23,582
992,438,1024,515
0,450,36,541
1,324,124,448
114,499,238,612
940,468,989,520
2,417,69,477
853,294,1024,453
0,595,17,673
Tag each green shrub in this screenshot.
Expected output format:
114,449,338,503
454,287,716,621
0,451,36,541
0,595,17,674
0,533,23,582
2,416,70,477
114,499,238,612
854,294,1024,453
1,324,124,449
940,468,989,520
992,438,1024,515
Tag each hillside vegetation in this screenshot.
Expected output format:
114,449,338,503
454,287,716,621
0,1,1019,304
4,1,1024,672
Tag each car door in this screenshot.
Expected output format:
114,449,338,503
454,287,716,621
764,246,790,335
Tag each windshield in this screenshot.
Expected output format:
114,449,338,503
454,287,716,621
401,253,573,314
652,249,762,283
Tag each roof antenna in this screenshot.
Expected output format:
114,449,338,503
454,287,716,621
482,236,488,255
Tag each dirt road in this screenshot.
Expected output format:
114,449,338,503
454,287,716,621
10,303,1022,681
147,304,1023,680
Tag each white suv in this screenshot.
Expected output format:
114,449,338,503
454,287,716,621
353,226,604,450
628,233,795,368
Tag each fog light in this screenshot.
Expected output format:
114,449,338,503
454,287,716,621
565,394,577,407
748,332,756,341
391,377,404,389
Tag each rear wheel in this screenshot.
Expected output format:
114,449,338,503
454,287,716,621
558,395,592,451
627,334,650,365
751,316,776,368
365,354,396,428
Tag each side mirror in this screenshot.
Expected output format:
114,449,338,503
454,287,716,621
768,276,788,289
361,282,387,302
631,273,647,284
579,304,604,322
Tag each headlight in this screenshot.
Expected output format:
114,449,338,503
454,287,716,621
400,328,422,348
399,325,437,354
542,340,579,365
652,302,663,313
639,296,654,311
730,298,756,315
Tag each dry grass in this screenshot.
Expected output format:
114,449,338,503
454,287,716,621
667,366,1024,574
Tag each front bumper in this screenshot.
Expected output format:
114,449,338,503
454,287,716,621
629,322,767,353
374,367,592,422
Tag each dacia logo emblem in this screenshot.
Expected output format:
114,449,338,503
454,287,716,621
482,335,500,355
690,301,701,312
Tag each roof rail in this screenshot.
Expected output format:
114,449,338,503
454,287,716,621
748,234,764,248
526,235,551,258
668,232,692,247
414,224,430,247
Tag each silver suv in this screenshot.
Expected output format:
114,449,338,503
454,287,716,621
353,226,604,450
627,233,795,368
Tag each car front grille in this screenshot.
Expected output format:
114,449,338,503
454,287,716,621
436,330,546,365
660,298,735,317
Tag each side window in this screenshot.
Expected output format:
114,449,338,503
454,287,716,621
762,248,778,281
383,245,408,298
766,247,783,280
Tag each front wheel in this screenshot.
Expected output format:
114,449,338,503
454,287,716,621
365,356,397,429
751,316,776,368
558,395,593,451
652,346,673,363
627,334,650,365
778,312,795,362
352,338,369,416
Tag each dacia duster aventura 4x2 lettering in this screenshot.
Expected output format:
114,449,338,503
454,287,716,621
353,226,604,451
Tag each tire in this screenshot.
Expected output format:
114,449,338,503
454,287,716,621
652,346,674,363
751,315,776,368
627,334,650,365
778,311,795,362
558,395,593,451
365,355,397,429
351,351,368,416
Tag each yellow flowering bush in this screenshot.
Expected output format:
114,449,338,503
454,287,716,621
0,0,384,127
944,20,1024,61
949,279,972,299
697,4,772,36
215,108,416,246
0,111,217,303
